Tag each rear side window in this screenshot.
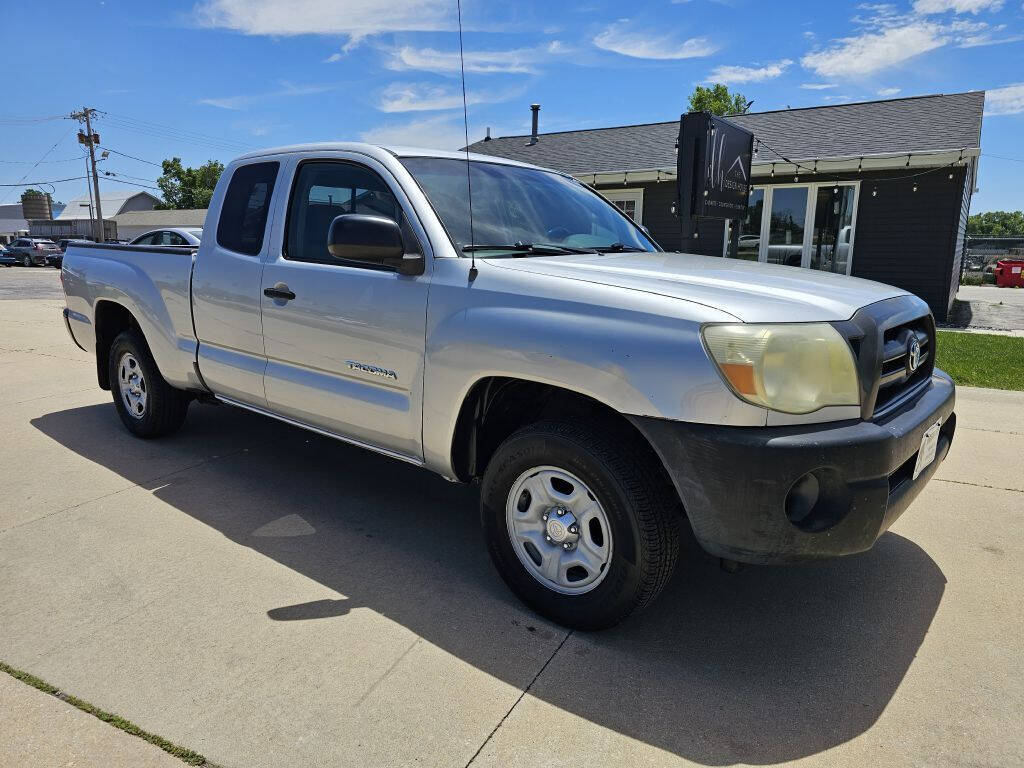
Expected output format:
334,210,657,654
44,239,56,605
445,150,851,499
217,161,279,256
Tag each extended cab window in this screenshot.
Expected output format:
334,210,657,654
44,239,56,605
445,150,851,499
285,161,419,265
217,161,278,256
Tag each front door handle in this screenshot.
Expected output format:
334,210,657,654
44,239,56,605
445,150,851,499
264,285,296,301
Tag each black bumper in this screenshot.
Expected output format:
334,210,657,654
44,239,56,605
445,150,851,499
631,372,956,564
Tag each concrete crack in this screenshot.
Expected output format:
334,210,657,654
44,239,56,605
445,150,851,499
463,629,573,767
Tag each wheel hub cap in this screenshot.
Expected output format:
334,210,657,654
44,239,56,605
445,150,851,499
506,466,613,595
117,352,147,419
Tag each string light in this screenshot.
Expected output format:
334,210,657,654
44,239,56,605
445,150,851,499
770,163,775,178
872,188,877,197
912,183,918,192
812,160,817,175
906,154,911,168
858,157,863,174
794,174,799,182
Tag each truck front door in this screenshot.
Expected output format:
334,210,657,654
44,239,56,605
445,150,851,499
258,156,431,462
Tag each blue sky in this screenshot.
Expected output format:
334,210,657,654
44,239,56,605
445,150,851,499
2,0,1022,212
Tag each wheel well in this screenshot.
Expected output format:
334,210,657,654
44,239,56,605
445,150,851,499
451,377,674,490
93,301,137,390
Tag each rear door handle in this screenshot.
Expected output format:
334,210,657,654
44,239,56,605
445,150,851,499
264,286,296,301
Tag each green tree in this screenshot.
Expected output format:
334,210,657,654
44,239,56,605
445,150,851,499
967,210,1024,236
155,158,224,210
687,84,751,116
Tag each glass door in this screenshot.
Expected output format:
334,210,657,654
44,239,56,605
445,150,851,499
765,186,808,267
809,184,856,273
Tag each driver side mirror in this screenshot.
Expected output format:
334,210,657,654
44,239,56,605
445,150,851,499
327,214,424,276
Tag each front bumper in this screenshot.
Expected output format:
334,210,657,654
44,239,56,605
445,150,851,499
631,371,956,564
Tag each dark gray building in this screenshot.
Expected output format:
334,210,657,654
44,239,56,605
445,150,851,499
468,91,984,321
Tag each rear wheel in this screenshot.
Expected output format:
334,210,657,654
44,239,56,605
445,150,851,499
108,330,190,438
481,420,680,630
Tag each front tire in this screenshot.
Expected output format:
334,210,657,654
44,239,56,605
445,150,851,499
21,255,30,267
108,330,190,438
481,421,680,630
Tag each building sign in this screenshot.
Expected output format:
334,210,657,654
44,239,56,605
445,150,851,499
677,112,753,220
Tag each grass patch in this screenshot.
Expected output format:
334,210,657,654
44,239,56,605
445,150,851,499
935,330,1024,390
0,660,217,767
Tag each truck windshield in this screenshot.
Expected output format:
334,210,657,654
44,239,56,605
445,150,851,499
400,157,658,255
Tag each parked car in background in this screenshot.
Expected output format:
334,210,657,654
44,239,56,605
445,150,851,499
0,244,16,266
53,239,93,269
7,237,60,267
129,228,202,247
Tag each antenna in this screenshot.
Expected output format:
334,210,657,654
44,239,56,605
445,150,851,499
456,0,477,281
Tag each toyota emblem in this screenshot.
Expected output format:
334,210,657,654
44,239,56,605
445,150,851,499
907,337,922,374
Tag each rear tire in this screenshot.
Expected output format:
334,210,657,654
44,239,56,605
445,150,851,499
481,420,680,630
108,330,190,438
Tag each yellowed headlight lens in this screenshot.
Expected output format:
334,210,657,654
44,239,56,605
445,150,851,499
702,323,860,414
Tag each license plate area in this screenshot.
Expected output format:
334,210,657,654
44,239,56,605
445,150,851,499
913,420,942,480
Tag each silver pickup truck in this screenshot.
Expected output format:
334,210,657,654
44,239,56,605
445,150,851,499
61,143,956,629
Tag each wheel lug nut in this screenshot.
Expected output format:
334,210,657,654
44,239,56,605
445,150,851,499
542,514,548,521
569,526,578,534
562,542,571,550
545,535,551,542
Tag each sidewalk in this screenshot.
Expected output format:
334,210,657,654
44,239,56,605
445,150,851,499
0,673,185,768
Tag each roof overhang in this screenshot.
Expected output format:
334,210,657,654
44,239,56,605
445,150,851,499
575,147,980,186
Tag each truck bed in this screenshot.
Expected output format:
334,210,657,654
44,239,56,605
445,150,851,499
62,242,202,391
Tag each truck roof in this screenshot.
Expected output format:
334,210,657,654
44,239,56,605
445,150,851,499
232,142,552,173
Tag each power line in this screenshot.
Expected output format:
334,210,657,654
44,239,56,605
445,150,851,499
982,153,1024,164
0,126,76,203
97,111,255,153
0,155,86,164
102,169,160,185
102,147,162,166
0,175,88,186
0,114,69,125
101,175,160,191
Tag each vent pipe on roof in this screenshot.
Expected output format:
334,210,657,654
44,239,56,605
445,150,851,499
484,127,491,141
528,104,540,145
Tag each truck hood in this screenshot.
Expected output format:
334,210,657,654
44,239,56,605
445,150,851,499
485,251,909,323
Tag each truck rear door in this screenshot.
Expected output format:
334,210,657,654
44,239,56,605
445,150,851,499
258,154,432,462
192,160,282,407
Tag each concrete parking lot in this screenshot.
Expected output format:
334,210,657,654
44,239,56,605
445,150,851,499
1,267,1022,767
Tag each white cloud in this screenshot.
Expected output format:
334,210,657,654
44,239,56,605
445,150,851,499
800,82,837,89
593,20,717,60
913,0,1003,13
985,83,1024,115
198,81,335,110
877,86,902,96
195,0,453,43
360,115,467,150
705,59,792,84
382,45,542,75
376,82,521,112
956,21,1024,46
801,22,947,77
324,53,342,63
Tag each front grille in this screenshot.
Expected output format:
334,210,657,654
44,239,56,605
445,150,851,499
874,318,933,416
832,295,936,421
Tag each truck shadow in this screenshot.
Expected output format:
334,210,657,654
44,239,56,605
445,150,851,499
32,402,945,766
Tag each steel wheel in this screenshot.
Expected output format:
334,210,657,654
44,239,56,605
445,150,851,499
22,255,30,267
117,352,147,419
505,465,613,595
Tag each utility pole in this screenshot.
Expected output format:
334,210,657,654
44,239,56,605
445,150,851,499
71,107,104,242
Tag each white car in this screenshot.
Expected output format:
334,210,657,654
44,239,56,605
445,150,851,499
129,228,203,248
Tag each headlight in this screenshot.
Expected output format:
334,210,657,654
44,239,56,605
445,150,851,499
702,323,860,414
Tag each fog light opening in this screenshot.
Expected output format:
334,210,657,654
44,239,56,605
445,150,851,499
785,472,820,526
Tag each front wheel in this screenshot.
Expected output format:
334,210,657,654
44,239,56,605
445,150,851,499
108,330,190,438
481,421,680,630
21,255,30,267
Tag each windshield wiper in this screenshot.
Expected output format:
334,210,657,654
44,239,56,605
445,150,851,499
592,243,646,253
461,242,593,256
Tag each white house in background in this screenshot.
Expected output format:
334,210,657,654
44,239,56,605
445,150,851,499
112,208,207,241
57,188,161,220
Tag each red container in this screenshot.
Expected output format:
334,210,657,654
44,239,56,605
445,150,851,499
994,259,1024,288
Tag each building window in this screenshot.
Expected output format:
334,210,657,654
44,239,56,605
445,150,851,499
600,189,644,224
723,181,859,274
